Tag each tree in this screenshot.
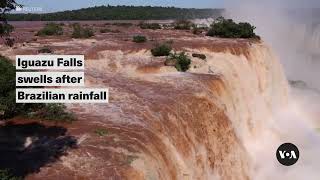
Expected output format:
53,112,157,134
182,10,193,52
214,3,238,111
0,0,22,45
7,6,224,21
206,17,260,39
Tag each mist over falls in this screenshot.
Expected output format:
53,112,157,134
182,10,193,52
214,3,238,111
225,1,320,90
225,1,320,179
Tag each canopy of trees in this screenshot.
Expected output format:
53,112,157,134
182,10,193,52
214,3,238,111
0,56,43,119
7,5,224,21
207,17,260,39
1,0,21,45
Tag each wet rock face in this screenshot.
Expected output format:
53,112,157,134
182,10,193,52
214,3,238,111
0,22,288,180
164,58,177,66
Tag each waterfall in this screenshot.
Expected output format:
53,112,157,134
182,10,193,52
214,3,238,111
74,42,293,179
223,1,320,179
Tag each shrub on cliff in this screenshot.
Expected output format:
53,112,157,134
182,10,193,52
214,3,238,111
36,23,63,36
151,43,172,56
165,52,191,72
207,17,260,39
71,23,94,39
132,35,147,43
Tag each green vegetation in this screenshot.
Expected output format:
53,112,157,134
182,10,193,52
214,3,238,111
151,43,172,57
0,23,14,37
132,35,147,43
38,47,53,54
0,0,21,46
71,23,94,38
206,17,260,39
0,56,75,122
7,6,223,21
174,20,194,30
94,128,108,136
33,104,75,123
0,169,21,180
0,56,41,119
192,53,206,60
139,23,161,30
100,28,120,33
166,52,191,72
0,55,21,119
36,23,64,36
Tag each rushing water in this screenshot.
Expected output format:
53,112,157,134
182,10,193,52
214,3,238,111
225,2,320,179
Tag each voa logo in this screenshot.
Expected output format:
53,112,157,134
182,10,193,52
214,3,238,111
276,143,299,166
279,150,297,159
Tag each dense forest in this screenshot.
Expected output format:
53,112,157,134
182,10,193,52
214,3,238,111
7,5,224,21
